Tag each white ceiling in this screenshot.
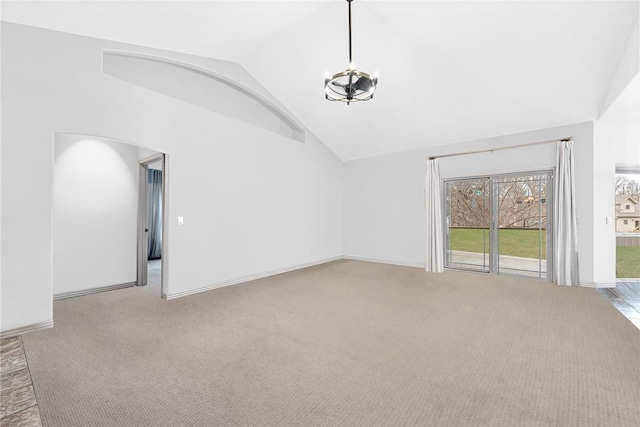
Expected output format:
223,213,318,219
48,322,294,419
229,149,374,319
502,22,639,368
2,1,639,160
601,74,640,122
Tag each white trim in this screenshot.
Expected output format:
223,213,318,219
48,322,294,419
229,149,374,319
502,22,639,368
53,282,136,300
1,320,54,339
342,255,424,269
580,281,616,289
162,256,342,300
137,161,148,286
139,153,164,165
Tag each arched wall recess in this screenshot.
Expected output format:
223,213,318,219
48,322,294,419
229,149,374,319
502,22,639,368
102,50,305,142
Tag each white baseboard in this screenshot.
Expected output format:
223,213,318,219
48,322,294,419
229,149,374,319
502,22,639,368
54,281,136,300
342,255,425,269
163,256,343,300
342,257,625,289
1,319,54,340
580,281,616,289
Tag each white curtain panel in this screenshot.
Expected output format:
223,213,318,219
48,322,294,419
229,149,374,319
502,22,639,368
553,140,580,286
425,158,444,272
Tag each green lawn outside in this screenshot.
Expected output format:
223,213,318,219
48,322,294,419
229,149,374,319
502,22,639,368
450,228,546,259
451,228,640,278
616,246,640,278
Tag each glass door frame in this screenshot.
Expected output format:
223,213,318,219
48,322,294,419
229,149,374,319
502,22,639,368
444,177,491,273
443,169,554,281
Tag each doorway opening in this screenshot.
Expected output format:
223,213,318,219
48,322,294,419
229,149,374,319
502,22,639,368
614,169,640,279
598,167,640,329
137,153,166,297
444,171,552,279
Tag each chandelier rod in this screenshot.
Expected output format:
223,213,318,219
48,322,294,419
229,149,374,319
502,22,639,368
348,0,353,65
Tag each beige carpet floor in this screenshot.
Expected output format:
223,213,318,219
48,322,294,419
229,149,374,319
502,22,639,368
22,260,640,426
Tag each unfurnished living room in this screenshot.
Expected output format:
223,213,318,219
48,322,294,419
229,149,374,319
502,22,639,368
1,1,640,426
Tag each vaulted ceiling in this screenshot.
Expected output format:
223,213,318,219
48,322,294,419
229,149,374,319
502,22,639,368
3,1,639,159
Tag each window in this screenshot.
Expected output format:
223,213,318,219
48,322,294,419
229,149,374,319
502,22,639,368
624,220,628,225
626,204,631,210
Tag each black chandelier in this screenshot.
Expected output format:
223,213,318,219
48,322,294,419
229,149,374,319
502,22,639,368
324,0,377,105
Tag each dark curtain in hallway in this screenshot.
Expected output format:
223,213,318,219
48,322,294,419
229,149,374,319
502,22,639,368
147,169,163,260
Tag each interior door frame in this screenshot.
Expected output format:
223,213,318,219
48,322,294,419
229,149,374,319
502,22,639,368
137,153,167,296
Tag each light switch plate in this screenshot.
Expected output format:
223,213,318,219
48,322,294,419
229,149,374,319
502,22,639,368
177,216,184,225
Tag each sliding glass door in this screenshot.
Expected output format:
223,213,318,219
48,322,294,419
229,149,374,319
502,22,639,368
494,174,550,278
445,171,552,279
445,178,490,272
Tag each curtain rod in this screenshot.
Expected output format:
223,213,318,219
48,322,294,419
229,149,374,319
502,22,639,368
428,137,572,160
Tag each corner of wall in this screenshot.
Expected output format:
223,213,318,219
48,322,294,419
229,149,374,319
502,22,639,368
599,20,639,118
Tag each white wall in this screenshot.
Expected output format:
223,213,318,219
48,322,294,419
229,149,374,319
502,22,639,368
600,18,639,117
53,135,139,294
615,121,640,167
1,23,343,333
344,122,616,286
592,121,617,285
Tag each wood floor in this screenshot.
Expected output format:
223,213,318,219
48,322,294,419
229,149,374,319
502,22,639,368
598,280,640,329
